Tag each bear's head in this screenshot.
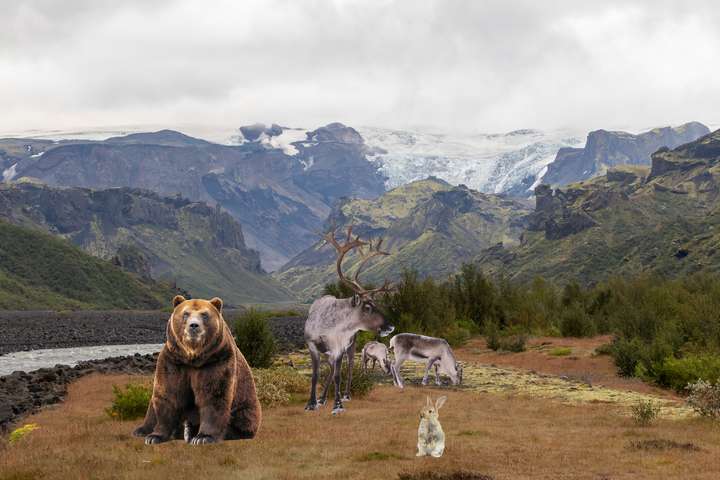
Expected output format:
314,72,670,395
168,295,225,357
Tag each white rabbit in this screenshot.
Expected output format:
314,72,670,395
416,395,447,457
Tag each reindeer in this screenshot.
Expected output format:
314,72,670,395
361,341,391,374
389,333,463,389
304,226,395,414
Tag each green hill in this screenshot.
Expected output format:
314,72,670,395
0,220,175,310
0,183,296,305
479,129,720,284
276,177,531,299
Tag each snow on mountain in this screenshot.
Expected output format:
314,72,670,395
357,127,584,195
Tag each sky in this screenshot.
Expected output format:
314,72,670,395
1,0,719,135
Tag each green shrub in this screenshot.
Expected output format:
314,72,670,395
559,303,596,337
631,400,660,426
106,384,151,421
594,343,613,356
485,321,501,351
611,337,646,377
655,355,720,392
686,379,720,419
499,334,527,353
234,309,277,368
320,362,375,399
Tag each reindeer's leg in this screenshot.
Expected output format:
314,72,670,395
305,345,321,411
371,358,376,371
391,355,406,389
422,357,440,386
318,357,334,406
361,350,368,372
331,354,345,415
434,363,441,386
343,337,356,402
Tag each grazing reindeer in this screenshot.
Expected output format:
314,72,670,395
389,333,463,389
361,341,391,374
304,226,395,414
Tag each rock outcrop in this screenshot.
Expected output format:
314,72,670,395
540,122,710,188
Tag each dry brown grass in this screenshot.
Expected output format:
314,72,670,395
1,373,719,480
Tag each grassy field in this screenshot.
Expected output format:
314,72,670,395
2,338,719,480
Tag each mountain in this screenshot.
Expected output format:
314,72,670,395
357,127,584,196
0,220,176,310
2,123,386,270
477,129,720,284
276,177,531,299
0,183,294,305
539,122,710,188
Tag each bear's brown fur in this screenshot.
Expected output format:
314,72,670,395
133,295,261,444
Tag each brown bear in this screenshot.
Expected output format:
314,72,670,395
133,295,261,445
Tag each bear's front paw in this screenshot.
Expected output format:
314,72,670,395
144,434,166,445
133,425,151,437
190,434,218,445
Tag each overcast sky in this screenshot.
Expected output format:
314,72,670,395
1,0,719,135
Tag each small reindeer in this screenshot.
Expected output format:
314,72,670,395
304,226,395,414
361,341,391,374
389,333,463,389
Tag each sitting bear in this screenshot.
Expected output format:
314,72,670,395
133,295,261,444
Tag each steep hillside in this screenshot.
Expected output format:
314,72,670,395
276,177,531,299
540,122,709,188
478,129,720,284
0,220,175,310
3,123,386,269
0,183,294,305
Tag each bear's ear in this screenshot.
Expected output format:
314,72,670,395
210,297,223,313
173,295,186,308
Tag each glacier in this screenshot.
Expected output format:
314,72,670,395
357,127,584,195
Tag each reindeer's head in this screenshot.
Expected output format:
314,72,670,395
323,225,395,338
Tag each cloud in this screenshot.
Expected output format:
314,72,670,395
1,0,719,134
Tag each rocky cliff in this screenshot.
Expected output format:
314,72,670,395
540,122,710,188
478,129,720,284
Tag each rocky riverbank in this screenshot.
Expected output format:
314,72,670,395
0,311,306,355
0,354,158,432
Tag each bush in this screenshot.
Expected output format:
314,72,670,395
611,337,645,377
499,334,527,353
253,366,309,407
686,379,720,419
485,321,501,351
234,309,277,368
321,362,375,399
559,303,596,337
655,355,720,391
631,400,660,426
106,384,151,420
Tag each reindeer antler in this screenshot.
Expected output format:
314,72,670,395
322,224,394,297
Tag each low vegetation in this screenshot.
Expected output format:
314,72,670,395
233,309,278,368
325,266,720,392
631,400,660,427
686,380,720,419
106,384,153,421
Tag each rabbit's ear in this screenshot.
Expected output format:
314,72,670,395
435,396,447,410
426,395,432,407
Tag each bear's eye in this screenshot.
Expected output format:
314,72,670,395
182,312,189,321
201,312,210,322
